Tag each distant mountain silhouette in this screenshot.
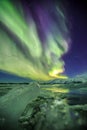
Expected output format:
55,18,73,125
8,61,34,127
0,71,33,83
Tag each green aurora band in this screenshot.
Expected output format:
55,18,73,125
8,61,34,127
0,0,70,80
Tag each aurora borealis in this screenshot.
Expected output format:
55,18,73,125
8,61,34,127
0,0,70,80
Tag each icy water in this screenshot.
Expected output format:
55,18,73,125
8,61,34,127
0,81,87,130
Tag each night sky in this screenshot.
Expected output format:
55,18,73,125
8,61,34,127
64,0,87,77
0,0,87,82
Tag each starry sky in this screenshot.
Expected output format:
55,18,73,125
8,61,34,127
64,0,87,77
0,0,87,82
